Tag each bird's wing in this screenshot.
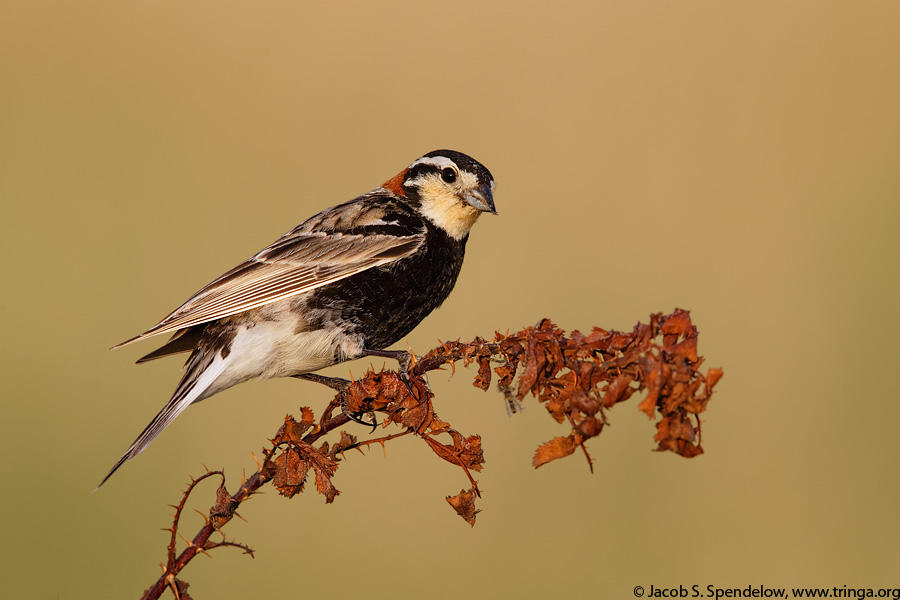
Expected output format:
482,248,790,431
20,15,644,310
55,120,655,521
114,200,425,348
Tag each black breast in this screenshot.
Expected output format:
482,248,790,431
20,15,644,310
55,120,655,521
306,222,468,350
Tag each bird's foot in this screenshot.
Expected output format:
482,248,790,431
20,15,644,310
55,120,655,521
361,347,424,398
362,348,414,374
293,373,377,430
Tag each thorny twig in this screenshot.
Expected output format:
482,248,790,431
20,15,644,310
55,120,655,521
140,310,723,600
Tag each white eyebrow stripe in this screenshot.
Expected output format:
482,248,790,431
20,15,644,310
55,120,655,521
409,156,458,170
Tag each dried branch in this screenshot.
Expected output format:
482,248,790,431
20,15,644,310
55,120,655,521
140,309,723,599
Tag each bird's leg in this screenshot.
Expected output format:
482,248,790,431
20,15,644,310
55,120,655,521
292,373,377,429
361,348,414,375
293,372,350,392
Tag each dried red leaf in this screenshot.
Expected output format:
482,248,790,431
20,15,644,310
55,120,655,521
400,403,428,429
570,390,600,415
544,395,567,423
706,367,724,390
494,360,517,388
575,416,603,439
608,329,637,352
674,441,704,458
549,370,577,396
210,482,239,529
451,432,485,472
601,373,634,407
298,406,316,427
584,327,612,352
377,372,408,403
424,432,485,472
446,488,480,526
661,308,693,338
653,414,704,457
271,450,309,498
533,435,578,468
473,357,492,391
171,579,193,600
323,430,359,461
517,334,545,400
578,361,595,391
428,416,451,435
637,360,663,416
670,332,699,362
312,460,340,503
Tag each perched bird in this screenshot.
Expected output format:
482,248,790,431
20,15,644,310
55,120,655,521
99,149,496,488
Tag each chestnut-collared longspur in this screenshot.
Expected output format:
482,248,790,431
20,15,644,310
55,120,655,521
99,149,496,487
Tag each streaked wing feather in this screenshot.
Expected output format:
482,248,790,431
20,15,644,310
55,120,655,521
135,327,203,363
115,229,423,347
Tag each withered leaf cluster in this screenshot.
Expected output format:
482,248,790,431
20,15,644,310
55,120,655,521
262,407,344,502
347,372,485,478
142,310,722,600
415,308,721,469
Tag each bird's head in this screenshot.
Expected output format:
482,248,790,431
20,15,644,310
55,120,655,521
382,149,496,241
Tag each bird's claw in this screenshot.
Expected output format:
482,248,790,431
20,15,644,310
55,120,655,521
394,351,426,399
338,390,378,431
346,409,379,432
294,372,376,429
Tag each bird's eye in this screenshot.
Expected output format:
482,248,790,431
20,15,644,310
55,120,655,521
441,167,457,183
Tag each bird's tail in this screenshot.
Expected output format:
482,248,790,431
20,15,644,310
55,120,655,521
96,352,228,489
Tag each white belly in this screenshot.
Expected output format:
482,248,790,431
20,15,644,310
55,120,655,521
203,317,364,398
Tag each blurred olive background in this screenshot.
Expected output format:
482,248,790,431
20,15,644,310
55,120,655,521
2,1,899,598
